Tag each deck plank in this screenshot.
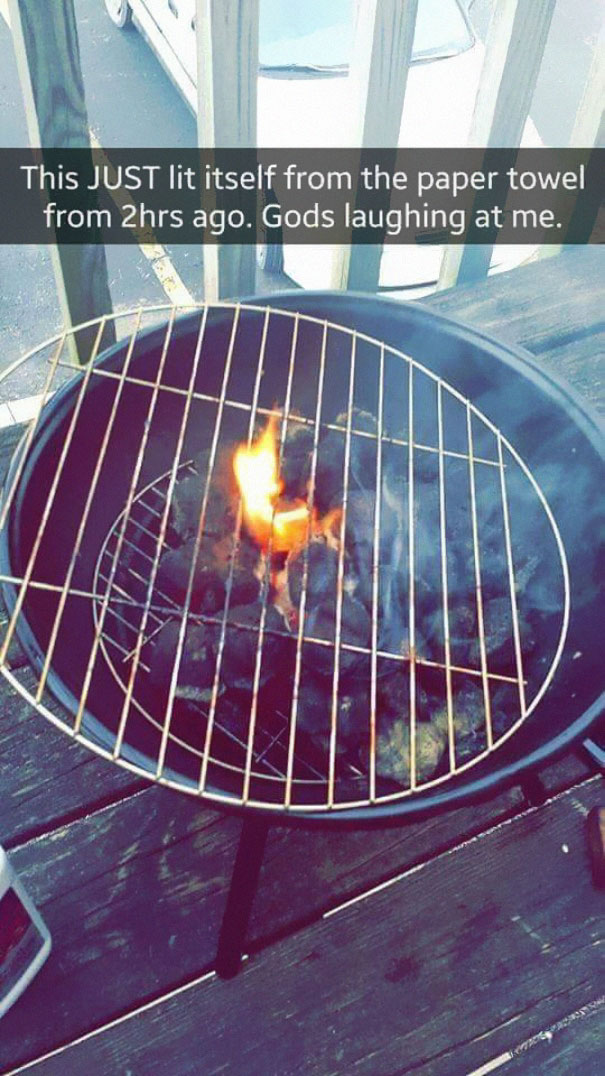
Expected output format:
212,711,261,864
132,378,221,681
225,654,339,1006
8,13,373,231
0,668,144,846
0,746,588,1071
0,427,144,843
479,995,605,1076
426,247,605,409
10,778,603,1076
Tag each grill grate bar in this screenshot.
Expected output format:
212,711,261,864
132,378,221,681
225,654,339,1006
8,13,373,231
35,312,144,704
240,309,278,804
248,315,305,803
327,331,357,808
369,344,385,803
154,306,230,776
497,433,527,718
81,310,177,735
0,321,107,670
198,308,273,798
284,319,329,808
56,359,505,469
408,362,417,790
466,403,493,750
241,311,301,804
437,381,456,771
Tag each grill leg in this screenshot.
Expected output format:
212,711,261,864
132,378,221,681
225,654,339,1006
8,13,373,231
215,815,270,979
520,772,546,807
579,735,605,774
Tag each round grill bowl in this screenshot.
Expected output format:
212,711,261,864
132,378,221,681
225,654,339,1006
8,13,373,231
1,294,603,826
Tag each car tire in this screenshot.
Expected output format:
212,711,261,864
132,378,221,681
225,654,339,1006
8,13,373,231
104,0,132,29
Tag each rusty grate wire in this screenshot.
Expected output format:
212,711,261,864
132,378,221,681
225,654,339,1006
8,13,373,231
0,303,570,813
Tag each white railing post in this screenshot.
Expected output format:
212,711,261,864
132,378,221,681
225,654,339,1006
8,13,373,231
539,10,605,258
196,0,259,300
438,0,557,290
330,0,418,292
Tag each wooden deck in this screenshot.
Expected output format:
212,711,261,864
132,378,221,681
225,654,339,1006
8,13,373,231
0,247,603,1075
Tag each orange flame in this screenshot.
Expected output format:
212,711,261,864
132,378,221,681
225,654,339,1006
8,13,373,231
233,415,311,554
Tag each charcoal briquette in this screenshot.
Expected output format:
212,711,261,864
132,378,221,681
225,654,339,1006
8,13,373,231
169,450,236,543
346,490,374,538
156,543,225,614
313,435,346,513
209,534,261,606
281,421,313,500
148,620,217,705
295,674,368,755
313,412,377,513
161,533,260,610
287,539,339,608
303,594,371,678
443,682,489,763
361,714,446,786
377,670,432,722
222,603,288,692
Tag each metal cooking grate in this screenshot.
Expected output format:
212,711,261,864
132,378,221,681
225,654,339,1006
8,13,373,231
93,462,340,789
0,303,570,813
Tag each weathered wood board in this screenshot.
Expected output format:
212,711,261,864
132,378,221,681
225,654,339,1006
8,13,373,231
438,0,557,288
428,247,605,412
10,779,603,1076
331,0,418,292
0,745,587,1070
9,0,115,359
487,995,605,1076
0,668,143,847
196,0,259,300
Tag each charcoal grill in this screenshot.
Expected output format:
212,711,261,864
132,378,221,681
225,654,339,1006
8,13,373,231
1,294,603,977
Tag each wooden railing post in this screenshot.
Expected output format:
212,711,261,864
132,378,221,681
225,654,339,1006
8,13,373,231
568,14,605,148
8,0,115,361
330,0,418,293
196,0,259,301
438,0,557,290
539,11,605,258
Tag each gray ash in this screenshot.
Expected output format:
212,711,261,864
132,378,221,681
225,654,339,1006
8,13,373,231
357,709,447,787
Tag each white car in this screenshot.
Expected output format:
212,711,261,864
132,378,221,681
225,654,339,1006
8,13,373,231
104,0,539,292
